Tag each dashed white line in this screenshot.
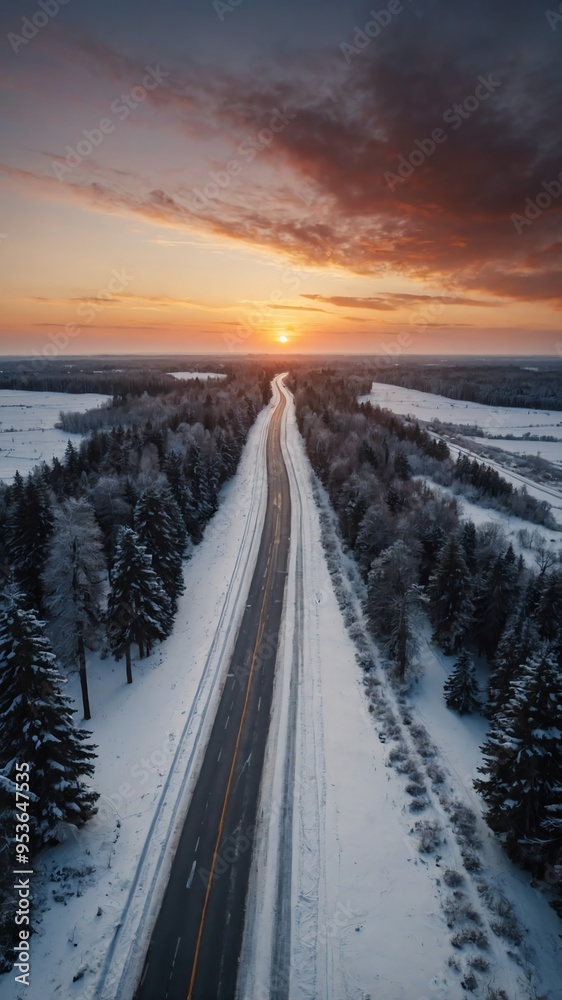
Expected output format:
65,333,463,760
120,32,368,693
257,696,261,712
225,715,230,729
186,862,197,889
195,836,200,852
217,748,222,762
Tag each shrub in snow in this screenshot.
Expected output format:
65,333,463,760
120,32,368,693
468,954,489,972
490,918,522,946
408,797,429,813
444,649,479,715
414,819,442,853
443,869,464,888
461,851,482,873
405,782,427,798
448,801,481,850
426,761,445,784
450,927,489,949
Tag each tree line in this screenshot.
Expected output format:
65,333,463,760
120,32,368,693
365,361,562,411
290,370,562,909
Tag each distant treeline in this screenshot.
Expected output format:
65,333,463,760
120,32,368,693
367,363,562,411
0,365,181,398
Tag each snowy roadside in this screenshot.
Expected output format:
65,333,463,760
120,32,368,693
1,390,277,1000
240,382,562,1000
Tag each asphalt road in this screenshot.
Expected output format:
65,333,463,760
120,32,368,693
134,376,291,1000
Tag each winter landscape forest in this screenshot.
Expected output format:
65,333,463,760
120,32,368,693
0,354,560,1000
2,0,562,996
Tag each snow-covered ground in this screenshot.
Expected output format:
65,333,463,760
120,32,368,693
240,382,562,1000
0,391,111,484
4,378,561,1000
168,371,226,381
365,382,562,438
362,381,562,522
1,390,277,1000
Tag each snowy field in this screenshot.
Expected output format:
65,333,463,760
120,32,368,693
365,381,562,439
472,435,562,468
363,381,562,521
0,391,111,484
168,371,226,381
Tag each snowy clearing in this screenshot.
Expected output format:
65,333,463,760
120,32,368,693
364,382,562,437
0,391,111,484
362,381,562,522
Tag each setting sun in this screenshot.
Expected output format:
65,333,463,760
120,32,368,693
278,335,289,344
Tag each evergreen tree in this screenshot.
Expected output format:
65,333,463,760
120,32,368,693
7,474,54,610
473,549,520,659
428,535,474,654
534,570,562,643
444,649,479,714
487,595,538,717
43,499,107,721
0,592,98,849
475,644,562,866
461,519,477,572
134,485,187,613
107,527,173,683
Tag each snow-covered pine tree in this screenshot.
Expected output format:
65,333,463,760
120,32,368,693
534,570,562,643
487,593,538,717
428,534,474,654
0,591,98,849
444,648,479,714
43,499,107,721
7,474,54,610
475,643,562,867
134,484,187,613
473,548,520,658
107,527,173,683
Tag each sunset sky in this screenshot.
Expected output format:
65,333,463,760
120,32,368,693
0,0,561,356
